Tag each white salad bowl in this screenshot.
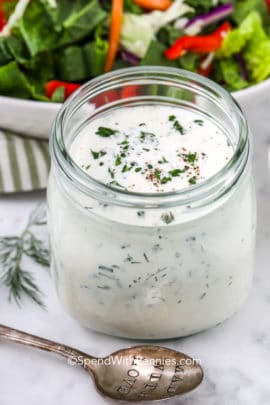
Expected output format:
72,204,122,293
1,77,270,139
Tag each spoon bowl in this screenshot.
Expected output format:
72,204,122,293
90,345,203,401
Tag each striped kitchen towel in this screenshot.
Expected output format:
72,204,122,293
0,130,50,193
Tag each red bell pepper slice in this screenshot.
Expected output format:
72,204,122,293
164,22,231,60
0,7,7,31
45,81,80,100
120,85,139,99
266,0,270,14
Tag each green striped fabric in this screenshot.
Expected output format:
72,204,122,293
0,130,50,193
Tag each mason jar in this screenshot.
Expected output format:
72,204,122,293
48,67,256,339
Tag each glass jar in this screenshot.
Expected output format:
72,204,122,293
48,67,256,339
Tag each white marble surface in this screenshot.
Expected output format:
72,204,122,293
0,110,270,405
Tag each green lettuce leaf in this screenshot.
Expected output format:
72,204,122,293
213,59,249,91
141,41,179,67
142,37,199,73
4,36,30,64
15,0,107,56
0,35,30,66
178,52,200,72
26,52,55,95
218,11,259,58
1,0,17,19
157,25,184,46
55,27,108,81
218,11,270,83
231,0,269,27
0,61,48,100
55,46,88,81
0,38,13,66
244,36,270,83
184,0,215,14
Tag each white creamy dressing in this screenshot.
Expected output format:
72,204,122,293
48,103,256,339
70,105,233,193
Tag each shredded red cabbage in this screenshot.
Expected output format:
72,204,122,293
234,53,249,81
121,50,141,65
185,3,234,30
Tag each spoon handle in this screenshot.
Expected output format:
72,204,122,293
0,324,92,364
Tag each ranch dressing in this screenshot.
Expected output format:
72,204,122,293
48,102,256,339
70,105,233,193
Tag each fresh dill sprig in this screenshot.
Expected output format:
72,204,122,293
0,204,49,307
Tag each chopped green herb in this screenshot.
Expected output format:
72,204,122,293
143,148,150,152
161,212,175,224
85,164,91,170
168,115,185,134
96,127,117,137
140,131,155,141
189,176,197,185
98,265,114,273
161,176,172,184
168,168,185,177
137,211,145,217
154,168,161,180
135,167,142,172
158,156,168,164
108,167,115,179
194,119,204,126
115,155,122,166
125,254,141,264
147,164,153,169
173,120,185,135
183,152,197,165
99,162,104,166
122,165,132,173
143,253,149,262
109,180,125,189
152,244,162,252
91,149,107,160
91,150,99,159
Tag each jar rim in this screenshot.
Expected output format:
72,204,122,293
50,66,249,209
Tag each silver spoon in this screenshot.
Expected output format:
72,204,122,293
0,324,203,401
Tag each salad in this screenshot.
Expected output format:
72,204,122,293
0,0,270,102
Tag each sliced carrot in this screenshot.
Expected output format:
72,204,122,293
104,0,124,73
133,0,172,11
